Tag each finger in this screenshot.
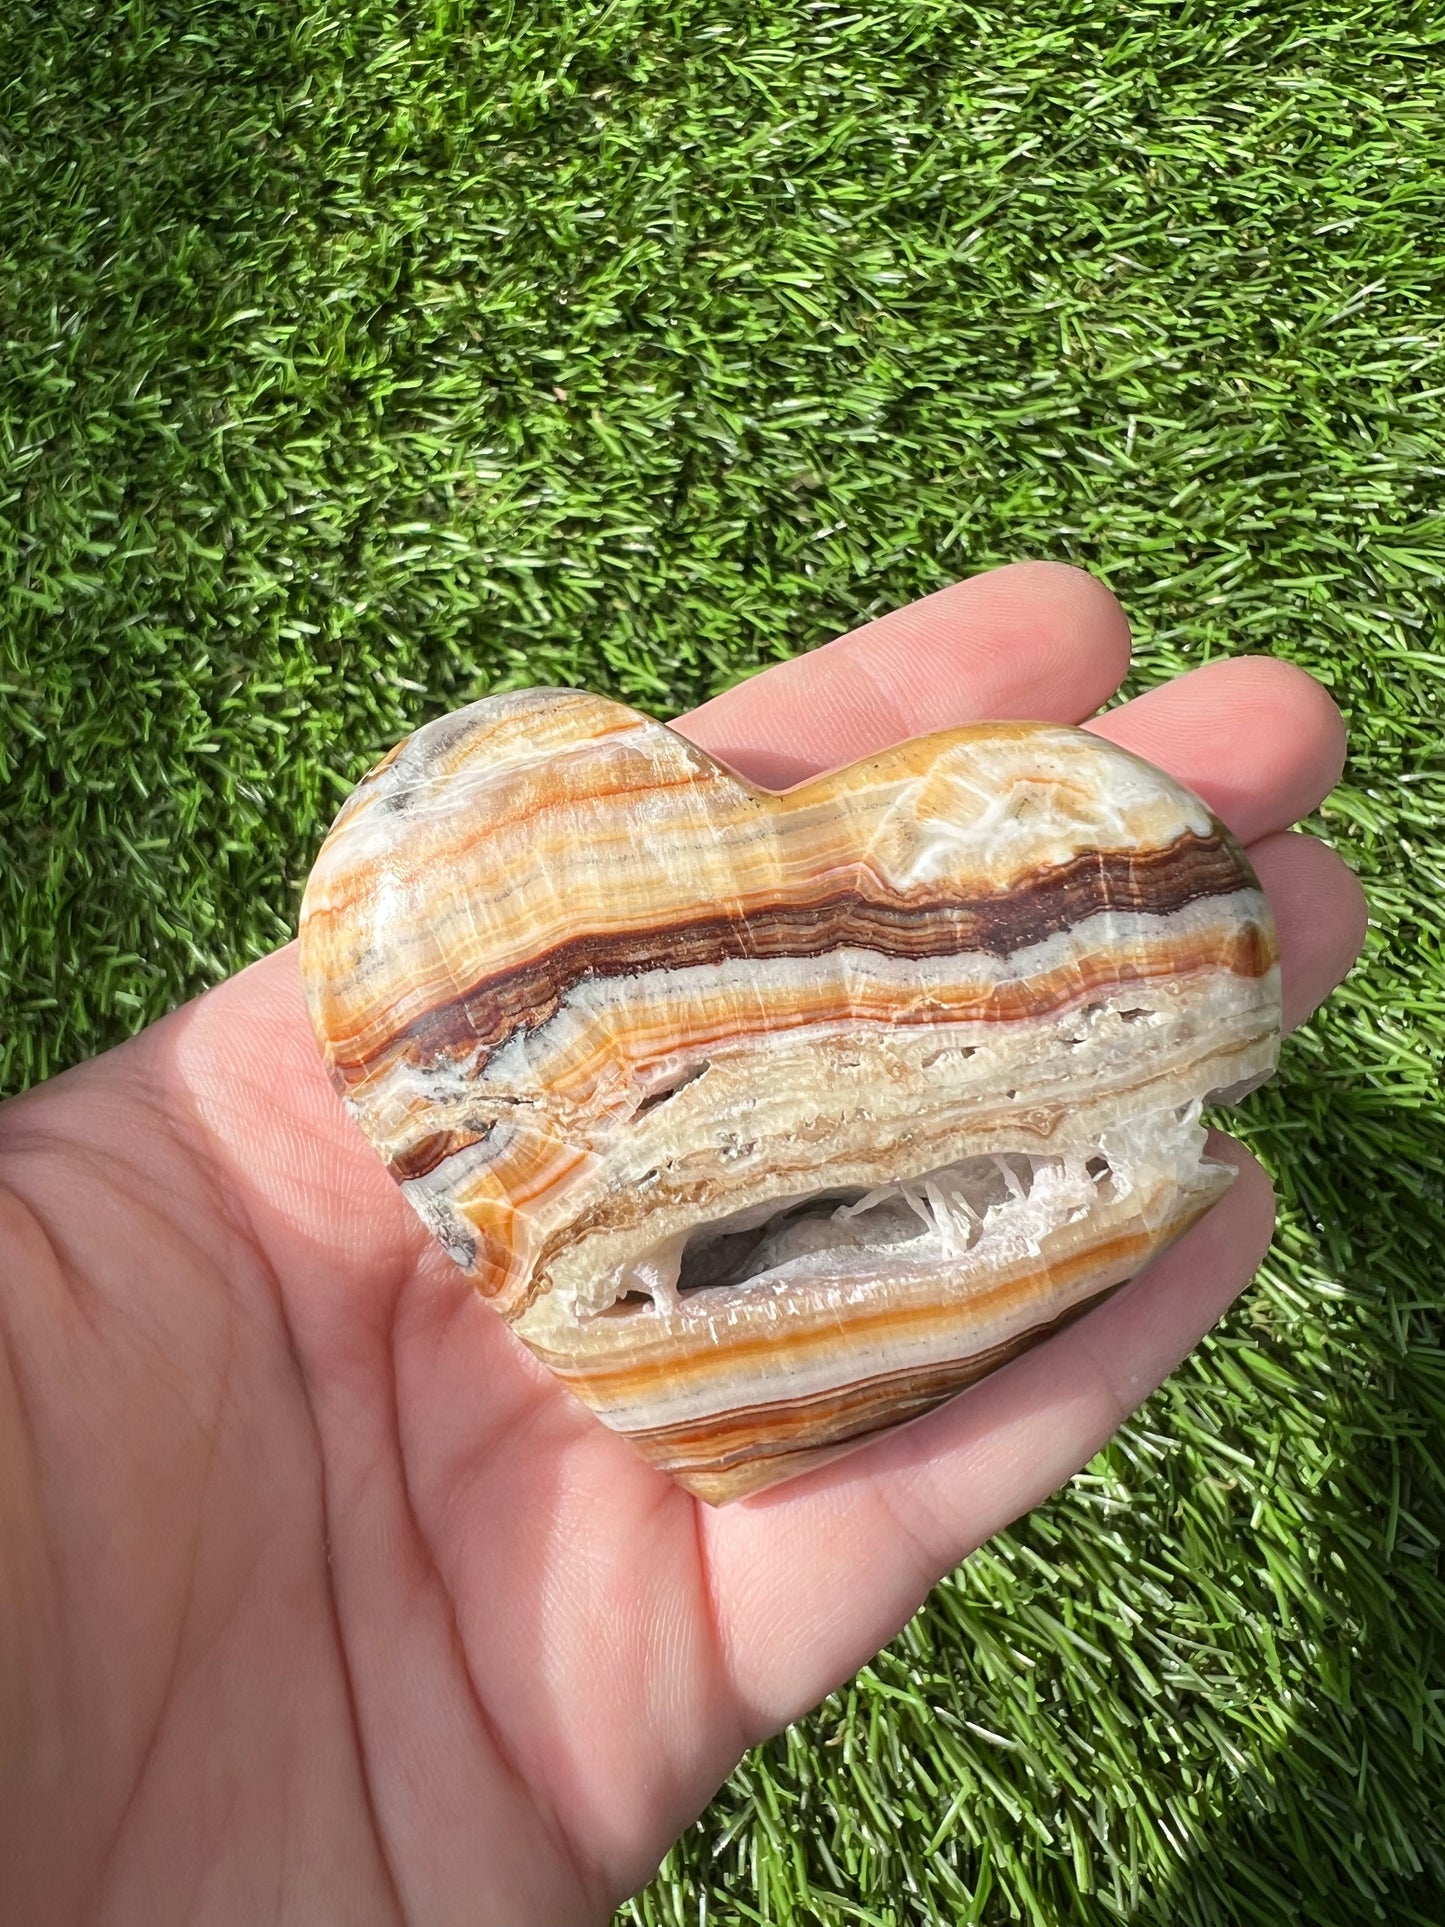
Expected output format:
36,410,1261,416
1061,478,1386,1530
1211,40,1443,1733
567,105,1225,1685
164,945,432,1293
708,1137,1276,1728
677,562,1132,787
1088,656,1346,843
1251,831,1368,1033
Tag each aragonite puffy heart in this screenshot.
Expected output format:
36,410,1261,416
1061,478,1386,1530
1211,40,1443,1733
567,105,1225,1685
299,688,1280,1502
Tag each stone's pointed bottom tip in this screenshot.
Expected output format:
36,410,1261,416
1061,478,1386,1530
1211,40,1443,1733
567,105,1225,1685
299,687,1283,1503
661,1285,1123,1506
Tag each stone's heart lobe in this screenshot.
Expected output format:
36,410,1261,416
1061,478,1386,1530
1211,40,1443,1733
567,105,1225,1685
299,688,1280,1502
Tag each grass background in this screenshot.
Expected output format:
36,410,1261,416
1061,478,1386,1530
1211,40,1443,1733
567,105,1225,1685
2,0,1443,1920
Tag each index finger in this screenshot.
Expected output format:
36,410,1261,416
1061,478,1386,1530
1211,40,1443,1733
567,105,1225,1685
679,561,1132,785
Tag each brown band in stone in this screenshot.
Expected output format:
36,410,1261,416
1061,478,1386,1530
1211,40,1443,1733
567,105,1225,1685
340,826,1260,1082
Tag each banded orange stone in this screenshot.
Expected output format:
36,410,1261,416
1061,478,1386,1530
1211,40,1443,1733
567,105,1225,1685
299,689,1280,1502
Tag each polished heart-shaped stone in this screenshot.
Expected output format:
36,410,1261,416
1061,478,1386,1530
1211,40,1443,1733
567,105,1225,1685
299,689,1279,1502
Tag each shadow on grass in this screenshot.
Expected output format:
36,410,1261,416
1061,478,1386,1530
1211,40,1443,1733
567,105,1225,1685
1122,1085,1445,1927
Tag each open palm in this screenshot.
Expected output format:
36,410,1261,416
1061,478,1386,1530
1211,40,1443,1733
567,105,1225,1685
0,564,1364,1925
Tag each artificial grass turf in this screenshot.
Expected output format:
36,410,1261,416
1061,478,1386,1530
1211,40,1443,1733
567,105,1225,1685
2,0,1443,1917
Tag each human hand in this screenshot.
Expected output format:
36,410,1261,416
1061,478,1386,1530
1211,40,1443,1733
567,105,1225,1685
0,563,1364,1925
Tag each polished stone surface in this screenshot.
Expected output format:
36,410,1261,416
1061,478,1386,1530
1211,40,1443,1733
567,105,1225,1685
300,689,1280,1501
